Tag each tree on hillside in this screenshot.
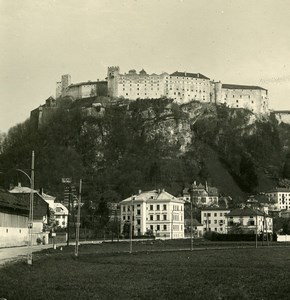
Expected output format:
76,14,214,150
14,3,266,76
282,152,290,179
239,154,258,193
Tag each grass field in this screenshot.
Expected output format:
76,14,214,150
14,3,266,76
1,240,290,299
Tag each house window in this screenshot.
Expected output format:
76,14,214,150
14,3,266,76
214,213,217,217
164,225,167,230
123,216,125,220
137,219,141,225
150,205,153,210
163,204,167,210
150,225,153,230
163,215,167,221
157,205,160,210
150,215,153,221
157,225,160,231
137,209,141,215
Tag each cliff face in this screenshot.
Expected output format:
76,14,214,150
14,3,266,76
0,97,287,203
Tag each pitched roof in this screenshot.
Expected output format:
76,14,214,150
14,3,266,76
120,190,184,204
201,207,230,212
69,81,106,88
227,207,265,217
0,189,29,214
266,187,290,193
170,71,210,80
222,84,267,91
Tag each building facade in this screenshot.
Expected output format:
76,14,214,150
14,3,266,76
0,189,29,247
201,208,230,234
107,67,269,115
226,208,273,235
56,74,107,100
265,188,290,211
182,181,219,207
120,189,185,239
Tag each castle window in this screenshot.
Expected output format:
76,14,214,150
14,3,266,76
252,101,254,104
233,95,235,98
236,100,238,103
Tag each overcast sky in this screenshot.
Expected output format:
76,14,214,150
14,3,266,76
0,0,289,133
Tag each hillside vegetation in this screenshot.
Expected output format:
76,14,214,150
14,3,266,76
0,97,288,209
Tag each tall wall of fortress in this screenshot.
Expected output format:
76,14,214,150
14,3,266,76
55,66,269,116
106,67,269,115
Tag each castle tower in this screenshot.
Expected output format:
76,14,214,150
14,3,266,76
214,81,222,104
56,74,71,99
107,66,120,98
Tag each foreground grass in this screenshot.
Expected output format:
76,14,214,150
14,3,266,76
1,243,290,299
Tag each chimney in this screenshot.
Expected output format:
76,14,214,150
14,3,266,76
205,181,208,192
138,189,142,195
18,182,22,187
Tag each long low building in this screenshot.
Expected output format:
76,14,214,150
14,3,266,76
0,189,29,247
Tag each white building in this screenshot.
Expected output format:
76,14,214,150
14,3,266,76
265,188,290,211
41,192,69,229
107,67,269,115
120,189,185,239
226,208,273,235
201,208,230,234
0,189,29,247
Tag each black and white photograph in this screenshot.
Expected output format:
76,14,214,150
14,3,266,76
0,0,290,299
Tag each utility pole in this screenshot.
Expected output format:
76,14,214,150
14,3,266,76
130,195,133,254
75,179,82,257
255,210,258,249
28,150,34,265
67,184,71,246
190,198,193,251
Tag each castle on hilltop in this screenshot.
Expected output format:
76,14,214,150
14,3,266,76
56,66,269,115
107,67,269,115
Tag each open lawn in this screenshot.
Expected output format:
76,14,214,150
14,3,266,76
1,241,290,299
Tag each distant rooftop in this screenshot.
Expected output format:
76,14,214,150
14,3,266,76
222,84,267,91
69,81,106,88
170,71,210,80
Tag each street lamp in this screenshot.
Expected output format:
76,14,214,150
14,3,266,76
17,151,35,265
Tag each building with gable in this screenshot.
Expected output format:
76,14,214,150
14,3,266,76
9,184,50,236
226,207,273,235
182,181,219,207
120,189,185,239
41,191,69,229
